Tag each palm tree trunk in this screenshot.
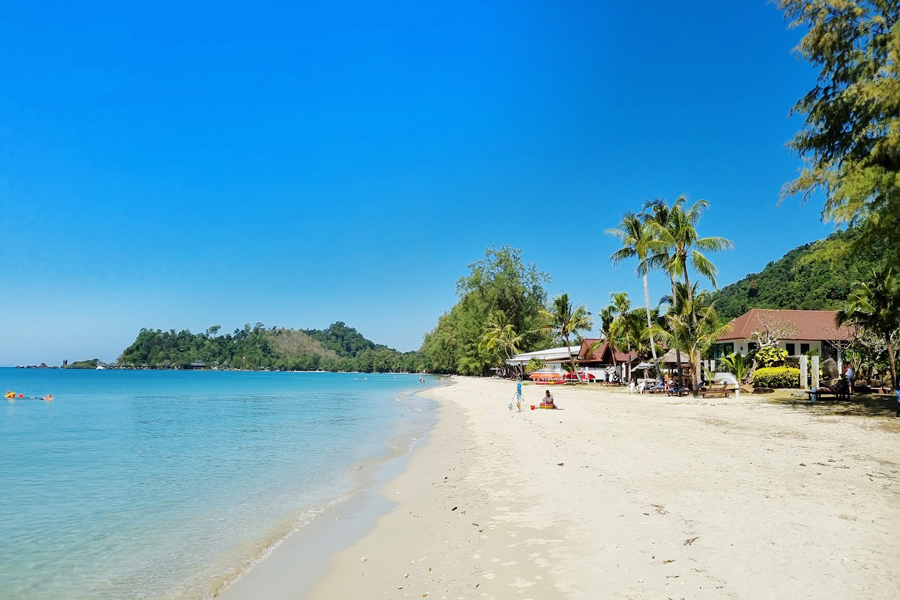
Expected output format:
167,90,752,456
692,352,702,397
669,275,684,386
885,337,898,416
565,334,582,383
643,272,661,379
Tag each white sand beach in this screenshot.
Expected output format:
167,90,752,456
304,377,899,599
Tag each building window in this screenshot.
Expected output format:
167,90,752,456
800,343,810,355
715,343,733,358
786,343,796,356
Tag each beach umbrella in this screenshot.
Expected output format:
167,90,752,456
631,362,655,373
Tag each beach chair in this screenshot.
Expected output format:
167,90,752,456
646,381,666,394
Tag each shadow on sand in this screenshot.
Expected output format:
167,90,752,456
764,392,900,430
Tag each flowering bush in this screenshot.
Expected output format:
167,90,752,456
753,366,802,389
755,346,788,368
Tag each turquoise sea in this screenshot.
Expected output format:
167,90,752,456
0,369,437,600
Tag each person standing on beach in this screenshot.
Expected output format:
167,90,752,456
514,381,523,412
846,364,855,394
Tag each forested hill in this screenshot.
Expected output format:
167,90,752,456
118,321,421,372
711,227,888,322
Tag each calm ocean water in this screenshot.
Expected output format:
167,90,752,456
0,369,437,600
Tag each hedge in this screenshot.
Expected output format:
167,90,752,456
753,366,802,389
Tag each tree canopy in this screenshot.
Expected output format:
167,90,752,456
119,322,421,373
779,0,900,268
420,245,553,375
711,227,889,321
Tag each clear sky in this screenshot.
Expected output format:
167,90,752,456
0,1,831,365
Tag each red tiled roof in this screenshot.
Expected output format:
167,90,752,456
716,309,852,342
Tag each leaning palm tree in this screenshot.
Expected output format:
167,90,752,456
480,310,524,377
660,282,732,396
542,293,593,383
837,266,900,403
607,212,662,378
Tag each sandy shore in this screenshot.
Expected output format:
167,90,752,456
301,377,900,599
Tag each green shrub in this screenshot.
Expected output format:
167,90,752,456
755,346,787,368
753,366,802,389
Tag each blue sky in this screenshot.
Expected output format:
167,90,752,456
1,1,831,365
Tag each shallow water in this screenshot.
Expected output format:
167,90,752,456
0,369,436,600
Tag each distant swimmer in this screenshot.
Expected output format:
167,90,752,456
42,394,54,402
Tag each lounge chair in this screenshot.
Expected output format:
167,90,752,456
645,381,666,394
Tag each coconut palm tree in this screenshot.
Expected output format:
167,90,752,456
610,292,634,382
607,212,662,378
660,282,732,396
542,294,593,383
837,266,900,405
644,197,734,302
642,198,686,383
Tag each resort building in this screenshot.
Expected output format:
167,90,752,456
506,340,639,382
712,309,852,361
505,346,581,373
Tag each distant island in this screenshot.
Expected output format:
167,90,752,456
106,321,422,373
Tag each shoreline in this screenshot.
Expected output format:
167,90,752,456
302,377,899,599
216,383,444,600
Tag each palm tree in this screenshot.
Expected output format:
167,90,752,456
660,282,732,396
718,352,752,399
610,292,634,382
837,266,900,405
480,310,524,377
542,293,593,383
643,198,686,383
644,197,734,302
644,197,732,384
607,213,662,378
590,305,619,376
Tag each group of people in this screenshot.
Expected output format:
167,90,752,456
511,380,558,411
5,391,53,401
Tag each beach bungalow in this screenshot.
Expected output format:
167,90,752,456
712,309,852,362
575,339,639,381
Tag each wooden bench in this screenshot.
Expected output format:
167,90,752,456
701,384,732,399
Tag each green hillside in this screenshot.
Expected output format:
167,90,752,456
712,227,888,322
119,321,421,372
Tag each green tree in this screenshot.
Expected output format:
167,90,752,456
421,246,551,375
607,212,662,378
609,292,635,382
660,283,732,396
718,352,752,399
778,1,900,269
542,293,592,382
837,265,900,399
645,197,734,300
479,310,525,375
